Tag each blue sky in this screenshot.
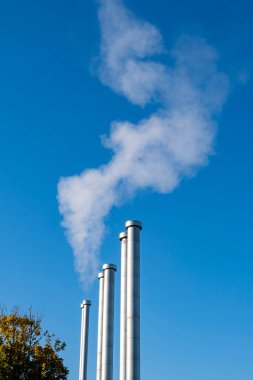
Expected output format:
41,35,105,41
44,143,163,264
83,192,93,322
0,0,253,379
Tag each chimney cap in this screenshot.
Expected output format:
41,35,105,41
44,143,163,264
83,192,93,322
98,272,104,279
81,300,91,308
119,231,127,240
125,220,142,230
103,263,117,271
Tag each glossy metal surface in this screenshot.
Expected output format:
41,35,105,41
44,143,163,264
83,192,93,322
101,264,117,380
125,220,142,380
119,232,127,380
96,272,104,380
79,300,91,380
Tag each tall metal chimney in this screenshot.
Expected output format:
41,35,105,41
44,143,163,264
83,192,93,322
101,264,117,380
79,300,91,380
96,272,104,380
119,232,127,380
125,220,142,380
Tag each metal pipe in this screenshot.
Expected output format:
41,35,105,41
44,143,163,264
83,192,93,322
96,272,104,380
125,220,142,380
79,300,91,380
119,232,127,380
101,263,117,380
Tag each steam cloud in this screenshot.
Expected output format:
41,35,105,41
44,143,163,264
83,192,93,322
57,0,229,285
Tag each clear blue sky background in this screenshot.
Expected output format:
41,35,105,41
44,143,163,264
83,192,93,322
0,0,253,379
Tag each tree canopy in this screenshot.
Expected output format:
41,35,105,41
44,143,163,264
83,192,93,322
0,308,68,379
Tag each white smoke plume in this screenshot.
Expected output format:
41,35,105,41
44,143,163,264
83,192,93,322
57,0,229,285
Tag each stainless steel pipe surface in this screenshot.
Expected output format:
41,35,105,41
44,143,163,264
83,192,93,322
101,264,117,380
79,300,91,380
125,220,142,380
96,272,104,380
119,232,128,380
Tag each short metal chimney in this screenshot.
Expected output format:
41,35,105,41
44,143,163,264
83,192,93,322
79,300,91,380
125,220,142,380
101,264,117,380
96,272,104,380
119,232,127,380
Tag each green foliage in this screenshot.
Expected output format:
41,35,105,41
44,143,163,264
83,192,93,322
0,308,68,379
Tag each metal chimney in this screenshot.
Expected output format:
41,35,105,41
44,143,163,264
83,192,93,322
125,220,142,380
79,300,91,380
96,272,104,380
101,264,117,380
119,232,127,380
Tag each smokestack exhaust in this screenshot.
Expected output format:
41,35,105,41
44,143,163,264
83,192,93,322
96,272,104,380
79,300,91,380
119,232,127,380
125,220,142,380
101,263,117,380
